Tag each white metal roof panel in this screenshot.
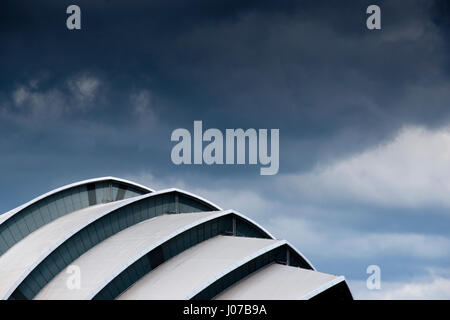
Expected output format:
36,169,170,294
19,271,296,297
214,263,345,300
0,188,225,300
35,211,229,300
118,236,284,300
0,200,125,300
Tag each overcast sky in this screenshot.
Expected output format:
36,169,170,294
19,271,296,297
1,0,450,299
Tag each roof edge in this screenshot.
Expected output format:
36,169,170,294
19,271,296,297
299,276,348,300
0,176,154,225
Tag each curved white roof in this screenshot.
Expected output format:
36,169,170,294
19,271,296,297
118,236,285,300
34,210,275,300
0,176,352,300
214,263,345,300
0,188,223,300
0,201,125,300
35,211,232,300
0,176,154,225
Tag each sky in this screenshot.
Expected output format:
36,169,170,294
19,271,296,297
1,0,450,299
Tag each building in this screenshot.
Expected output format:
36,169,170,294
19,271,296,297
0,177,353,300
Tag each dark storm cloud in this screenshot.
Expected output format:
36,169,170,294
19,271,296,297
1,0,450,209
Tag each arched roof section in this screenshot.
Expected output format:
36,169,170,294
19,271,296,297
117,236,285,300
214,263,348,300
0,177,153,257
4,188,221,300
35,210,274,300
191,242,314,300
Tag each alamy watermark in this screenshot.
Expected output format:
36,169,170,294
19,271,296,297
366,5,381,30
366,264,381,290
66,264,81,290
66,5,81,30
170,121,279,175
65,4,380,31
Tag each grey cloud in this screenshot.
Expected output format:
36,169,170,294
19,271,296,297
67,73,101,103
